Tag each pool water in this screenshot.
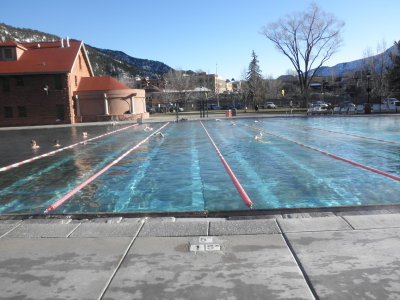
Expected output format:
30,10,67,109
0,116,399,214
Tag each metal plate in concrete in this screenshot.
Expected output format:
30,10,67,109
343,214,400,229
277,216,351,233
70,222,142,237
103,235,313,300
138,220,208,237
0,237,131,300
4,223,78,238
209,219,280,235
286,228,400,299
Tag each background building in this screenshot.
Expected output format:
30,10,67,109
0,40,147,126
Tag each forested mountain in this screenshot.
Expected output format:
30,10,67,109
92,47,172,75
0,23,172,80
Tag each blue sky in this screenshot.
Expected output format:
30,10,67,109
2,0,400,80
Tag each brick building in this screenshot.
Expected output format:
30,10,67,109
0,39,147,127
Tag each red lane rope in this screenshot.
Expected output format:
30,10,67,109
44,122,170,212
0,123,139,173
280,121,399,145
244,124,400,182
200,121,253,208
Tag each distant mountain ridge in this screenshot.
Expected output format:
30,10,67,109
92,47,172,75
0,23,172,80
313,44,399,77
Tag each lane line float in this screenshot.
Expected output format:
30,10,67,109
44,123,169,212
245,123,400,182
0,123,139,172
279,120,399,145
200,121,253,207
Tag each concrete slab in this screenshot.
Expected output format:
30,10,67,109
90,217,123,223
0,237,131,300
70,222,142,237
278,216,351,233
286,228,400,299
139,221,208,237
335,209,392,216
120,218,143,224
0,220,22,224
343,214,400,229
0,224,19,237
4,223,78,238
103,235,313,300
209,219,280,235
22,218,72,224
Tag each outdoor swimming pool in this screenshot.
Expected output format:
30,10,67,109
0,116,399,215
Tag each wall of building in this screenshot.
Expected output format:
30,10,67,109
75,89,147,122
67,47,93,124
0,74,69,126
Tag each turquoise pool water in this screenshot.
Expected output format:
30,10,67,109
0,116,399,214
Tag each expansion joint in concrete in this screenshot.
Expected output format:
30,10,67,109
275,220,319,300
97,219,146,300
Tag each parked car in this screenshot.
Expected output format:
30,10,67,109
310,101,328,108
147,107,156,114
265,102,277,109
382,98,400,106
235,104,245,109
337,101,355,108
208,104,221,110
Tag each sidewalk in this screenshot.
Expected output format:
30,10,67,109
1,209,400,299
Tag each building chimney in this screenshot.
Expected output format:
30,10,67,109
60,38,64,48
66,37,70,47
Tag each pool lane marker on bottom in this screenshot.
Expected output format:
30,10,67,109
0,123,139,173
200,121,253,208
44,122,170,213
245,124,400,182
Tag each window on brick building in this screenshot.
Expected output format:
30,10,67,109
16,76,24,86
4,106,13,118
79,56,82,70
56,104,65,121
54,75,63,90
1,48,14,61
75,76,78,87
18,106,27,117
2,77,10,92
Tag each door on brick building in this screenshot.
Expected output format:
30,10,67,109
56,104,65,121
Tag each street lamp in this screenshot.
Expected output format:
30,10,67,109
366,72,371,104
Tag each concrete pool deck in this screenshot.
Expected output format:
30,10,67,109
1,208,400,299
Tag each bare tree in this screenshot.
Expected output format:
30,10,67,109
361,40,390,101
261,3,344,106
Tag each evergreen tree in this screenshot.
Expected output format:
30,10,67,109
246,51,263,110
386,41,400,98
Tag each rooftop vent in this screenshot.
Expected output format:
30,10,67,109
60,38,64,48
66,37,70,47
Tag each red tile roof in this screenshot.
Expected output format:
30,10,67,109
76,76,131,92
0,40,84,75
1,41,28,50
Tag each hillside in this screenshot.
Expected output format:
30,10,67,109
313,44,399,77
0,23,172,80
